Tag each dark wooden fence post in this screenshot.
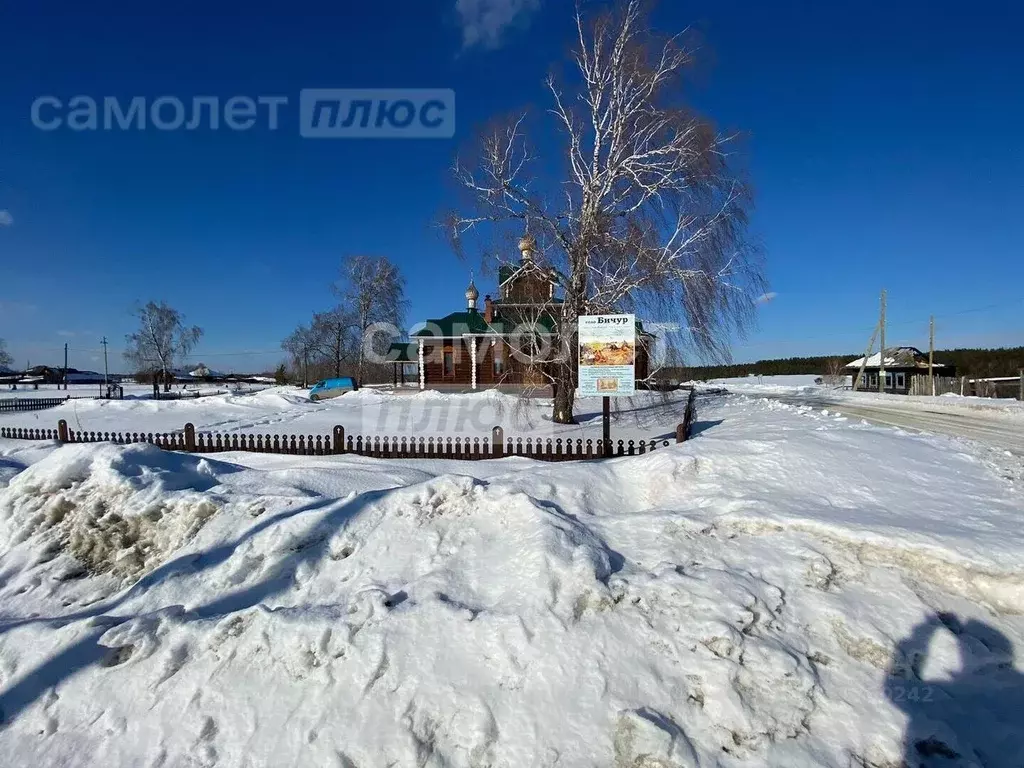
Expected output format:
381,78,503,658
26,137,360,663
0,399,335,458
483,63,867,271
181,423,194,454
184,422,196,452
676,388,697,443
491,425,504,458
57,419,69,443
333,425,345,454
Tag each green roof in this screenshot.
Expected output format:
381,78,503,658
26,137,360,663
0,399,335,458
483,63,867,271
412,309,560,338
412,310,505,338
410,308,650,339
385,342,419,363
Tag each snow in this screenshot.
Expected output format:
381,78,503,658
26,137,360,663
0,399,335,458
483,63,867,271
699,374,1024,422
0,393,1022,765
0,382,271,400
700,374,830,393
0,386,694,443
844,347,948,370
0,444,222,579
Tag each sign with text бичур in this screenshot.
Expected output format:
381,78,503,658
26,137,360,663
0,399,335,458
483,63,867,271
578,314,636,397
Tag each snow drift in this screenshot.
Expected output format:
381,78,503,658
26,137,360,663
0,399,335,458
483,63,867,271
0,444,224,579
0,393,1021,766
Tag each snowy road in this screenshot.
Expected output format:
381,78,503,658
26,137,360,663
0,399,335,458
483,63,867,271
759,393,1024,455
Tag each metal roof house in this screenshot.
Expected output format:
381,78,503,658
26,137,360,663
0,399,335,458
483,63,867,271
388,236,654,391
844,346,954,394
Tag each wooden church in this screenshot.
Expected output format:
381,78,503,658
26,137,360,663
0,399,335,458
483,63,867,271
389,236,654,391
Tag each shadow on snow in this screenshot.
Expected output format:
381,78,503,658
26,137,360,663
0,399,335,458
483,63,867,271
885,612,1024,767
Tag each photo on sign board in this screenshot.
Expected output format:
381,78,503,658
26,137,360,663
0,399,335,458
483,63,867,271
579,340,636,367
577,314,637,398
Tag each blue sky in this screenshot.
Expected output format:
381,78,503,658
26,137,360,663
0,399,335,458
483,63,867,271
1,0,1021,373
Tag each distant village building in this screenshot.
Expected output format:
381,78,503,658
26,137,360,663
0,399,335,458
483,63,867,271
390,236,654,390
12,366,106,385
187,364,226,381
845,346,954,394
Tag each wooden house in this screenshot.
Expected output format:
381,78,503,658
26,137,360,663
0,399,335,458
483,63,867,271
390,236,654,391
844,347,954,394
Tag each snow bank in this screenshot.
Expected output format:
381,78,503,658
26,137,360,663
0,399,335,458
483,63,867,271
0,444,225,579
0,394,1021,766
702,374,827,392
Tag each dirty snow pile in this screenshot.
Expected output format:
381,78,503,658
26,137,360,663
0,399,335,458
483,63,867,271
0,444,223,582
0,394,1022,767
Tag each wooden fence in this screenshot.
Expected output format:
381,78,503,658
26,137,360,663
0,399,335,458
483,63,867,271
0,421,681,462
908,376,961,397
967,374,1024,400
909,374,1024,399
0,390,699,462
0,397,70,414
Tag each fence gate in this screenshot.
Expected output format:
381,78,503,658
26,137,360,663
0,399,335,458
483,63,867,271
908,376,960,396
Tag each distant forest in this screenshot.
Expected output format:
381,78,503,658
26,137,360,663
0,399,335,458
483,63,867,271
664,346,1024,381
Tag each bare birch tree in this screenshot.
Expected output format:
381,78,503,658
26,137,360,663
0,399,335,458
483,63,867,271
0,338,12,370
123,301,203,390
447,0,765,422
822,357,846,388
282,323,320,387
310,306,358,379
333,255,408,381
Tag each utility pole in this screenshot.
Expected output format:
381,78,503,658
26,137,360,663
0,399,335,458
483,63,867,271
878,290,887,393
63,342,69,391
1019,368,1023,402
101,337,109,394
928,316,935,396
854,324,879,392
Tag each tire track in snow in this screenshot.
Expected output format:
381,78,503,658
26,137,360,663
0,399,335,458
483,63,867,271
758,394,1024,456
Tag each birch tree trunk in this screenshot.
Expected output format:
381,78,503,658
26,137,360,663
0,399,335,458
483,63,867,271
447,0,765,423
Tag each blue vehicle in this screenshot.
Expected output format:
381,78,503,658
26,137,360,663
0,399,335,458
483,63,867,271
309,377,358,401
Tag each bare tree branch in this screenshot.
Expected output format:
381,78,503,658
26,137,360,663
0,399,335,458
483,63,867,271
0,338,12,370
446,0,766,422
333,255,409,381
123,302,203,390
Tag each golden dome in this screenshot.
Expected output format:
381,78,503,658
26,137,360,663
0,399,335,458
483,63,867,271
518,234,536,259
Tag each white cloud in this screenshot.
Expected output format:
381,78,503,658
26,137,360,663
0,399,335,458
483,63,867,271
56,330,77,337
0,210,13,227
755,291,778,304
456,0,540,49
